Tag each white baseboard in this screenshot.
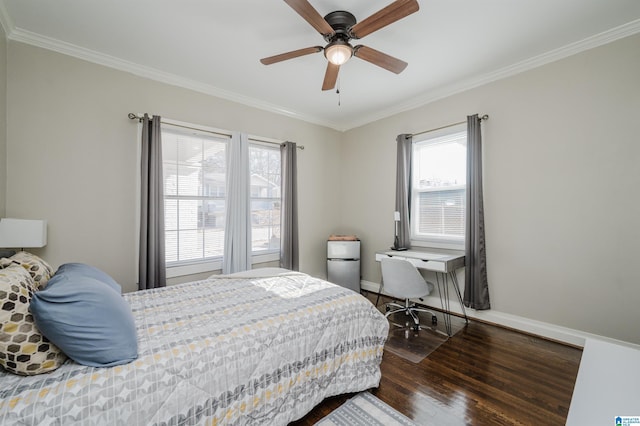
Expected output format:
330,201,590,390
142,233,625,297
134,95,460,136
361,280,632,348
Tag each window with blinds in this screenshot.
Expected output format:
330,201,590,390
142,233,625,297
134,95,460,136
249,142,281,254
162,125,230,265
411,124,467,247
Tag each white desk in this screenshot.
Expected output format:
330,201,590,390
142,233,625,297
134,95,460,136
375,249,468,336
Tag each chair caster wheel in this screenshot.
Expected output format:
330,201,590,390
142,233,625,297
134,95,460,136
413,324,420,332
432,316,438,325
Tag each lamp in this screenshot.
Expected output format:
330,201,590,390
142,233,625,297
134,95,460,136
324,40,353,65
0,218,48,248
391,211,407,251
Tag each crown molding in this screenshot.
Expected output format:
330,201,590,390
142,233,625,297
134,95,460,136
345,18,640,130
4,14,640,132
0,0,14,36
7,27,341,130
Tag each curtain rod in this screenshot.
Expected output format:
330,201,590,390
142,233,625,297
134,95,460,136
411,114,489,138
128,113,304,150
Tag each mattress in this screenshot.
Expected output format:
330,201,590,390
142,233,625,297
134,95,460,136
0,270,388,425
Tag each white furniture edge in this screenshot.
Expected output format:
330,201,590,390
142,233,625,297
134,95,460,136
361,279,633,348
566,338,640,425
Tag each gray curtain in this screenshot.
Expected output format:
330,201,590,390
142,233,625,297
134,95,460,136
280,141,299,271
464,114,490,309
139,114,166,290
395,134,412,249
223,133,252,274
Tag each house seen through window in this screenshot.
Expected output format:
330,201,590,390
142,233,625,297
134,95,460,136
411,124,467,248
161,124,282,268
249,141,281,254
162,126,229,264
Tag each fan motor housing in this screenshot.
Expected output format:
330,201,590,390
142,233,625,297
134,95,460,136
323,11,356,41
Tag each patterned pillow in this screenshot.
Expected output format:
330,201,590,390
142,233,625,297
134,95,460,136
0,265,67,375
0,249,16,259
4,251,54,290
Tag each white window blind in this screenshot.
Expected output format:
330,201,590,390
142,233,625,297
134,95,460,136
162,125,230,265
417,189,465,237
411,125,467,247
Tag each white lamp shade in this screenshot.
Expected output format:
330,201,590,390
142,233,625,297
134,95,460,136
0,218,48,248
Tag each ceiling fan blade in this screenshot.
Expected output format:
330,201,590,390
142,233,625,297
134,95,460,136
349,0,419,39
322,62,340,91
284,0,335,36
260,46,323,65
353,45,408,74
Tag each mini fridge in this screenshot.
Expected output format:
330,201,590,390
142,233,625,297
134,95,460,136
327,239,361,293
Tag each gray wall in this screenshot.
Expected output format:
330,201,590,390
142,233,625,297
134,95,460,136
5,42,343,293
0,24,6,217
4,32,640,344
341,33,640,344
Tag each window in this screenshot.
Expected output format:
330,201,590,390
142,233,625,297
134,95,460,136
159,122,283,274
411,124,467,248
249,142,281,254
162,125,230,266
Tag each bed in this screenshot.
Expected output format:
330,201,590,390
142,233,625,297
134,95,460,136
0,267,388,425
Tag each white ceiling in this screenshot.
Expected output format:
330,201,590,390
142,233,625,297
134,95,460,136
2,0,640,131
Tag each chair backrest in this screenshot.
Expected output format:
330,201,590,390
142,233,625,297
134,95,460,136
380,258,433,300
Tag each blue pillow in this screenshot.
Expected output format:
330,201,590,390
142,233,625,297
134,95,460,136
54,263,121,293
30,271,138,367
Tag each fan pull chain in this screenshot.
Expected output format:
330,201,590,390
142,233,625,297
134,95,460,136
336,78,341,106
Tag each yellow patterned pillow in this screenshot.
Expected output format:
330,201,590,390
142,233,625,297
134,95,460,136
5,251,54,290
0,265,67,375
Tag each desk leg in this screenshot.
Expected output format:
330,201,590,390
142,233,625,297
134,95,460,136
449,271,469,324
435,271,470,337
435,273,452,337
375,279,383,307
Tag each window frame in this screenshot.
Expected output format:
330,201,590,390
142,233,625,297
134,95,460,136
160,120,232,277
248,138,282,263
410,123,467,250
141,119,284,278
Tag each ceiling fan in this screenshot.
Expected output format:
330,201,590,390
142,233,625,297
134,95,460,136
260,0,419,91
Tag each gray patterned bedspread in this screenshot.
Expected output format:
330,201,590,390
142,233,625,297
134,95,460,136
0,271,388,425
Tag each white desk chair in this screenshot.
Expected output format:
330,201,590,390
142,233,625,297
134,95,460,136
380,257,437,331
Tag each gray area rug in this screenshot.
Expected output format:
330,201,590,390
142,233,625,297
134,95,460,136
315,392,418,426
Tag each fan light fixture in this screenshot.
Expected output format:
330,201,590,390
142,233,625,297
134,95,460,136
260,0,419,91
324,40,353,65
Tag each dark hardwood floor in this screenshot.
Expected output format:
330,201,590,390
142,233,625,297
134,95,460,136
291,294,583,425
